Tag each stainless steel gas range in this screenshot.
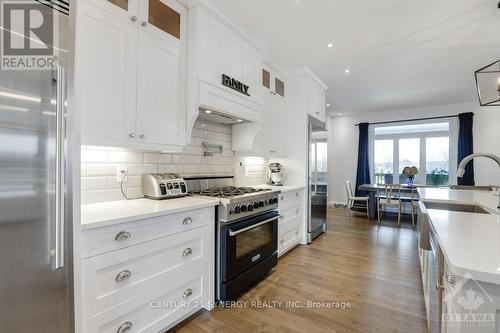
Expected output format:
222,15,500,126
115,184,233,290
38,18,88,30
185,176,281,302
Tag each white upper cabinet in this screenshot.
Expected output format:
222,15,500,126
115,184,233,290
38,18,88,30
78,4,138,146
234,64,287,156
288,70,328,124
307,76,327,123
136,30,186,147
77,0,187,152
85,0,139,24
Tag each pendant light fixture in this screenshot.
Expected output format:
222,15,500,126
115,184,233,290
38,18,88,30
475,59,500,106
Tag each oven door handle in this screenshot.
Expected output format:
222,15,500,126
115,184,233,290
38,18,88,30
228,216,279,237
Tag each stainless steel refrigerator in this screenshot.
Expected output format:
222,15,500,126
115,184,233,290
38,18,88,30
0,1,74,332
307,116,328,242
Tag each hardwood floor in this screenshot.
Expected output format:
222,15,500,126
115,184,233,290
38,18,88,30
171,208,427,333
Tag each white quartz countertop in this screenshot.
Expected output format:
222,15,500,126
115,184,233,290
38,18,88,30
253,184,306,193
418,187,500,284
81,197,219,230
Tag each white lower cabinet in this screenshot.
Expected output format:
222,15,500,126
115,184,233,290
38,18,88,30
277,189,305,256
81,207,214,333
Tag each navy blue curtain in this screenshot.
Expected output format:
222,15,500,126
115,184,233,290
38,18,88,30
355,123,371,198
457,112,475,186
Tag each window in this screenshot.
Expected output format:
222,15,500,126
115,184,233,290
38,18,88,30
370,120,456,186
373,140,393,184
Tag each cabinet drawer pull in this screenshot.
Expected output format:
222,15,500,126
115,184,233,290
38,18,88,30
115,231,131,241
182,217,193,225
296,208,300,214
130,16,137,22
129,132,135,138
296,192,299,197
182,248,193,257
141,21,148,27
139,134,145,139
115,270,132,282
183,288,193,298
116,322,132,333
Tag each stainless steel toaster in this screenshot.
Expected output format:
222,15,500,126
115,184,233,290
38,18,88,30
142,173,188,200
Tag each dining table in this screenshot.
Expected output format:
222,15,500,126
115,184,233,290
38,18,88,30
358,183,422,220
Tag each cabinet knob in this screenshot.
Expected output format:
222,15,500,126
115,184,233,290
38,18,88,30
139,134,145,139
296,208,300,214
141,21,148,27
183,288,193,298
315,111,320,115
182,217,193,225
182,248,193,257
296,192,299,197
280,195,284,201
115,231,131,241
270,150,276,154
130,15,137,22
129,132,136,138
280,239,284,245
115,270,132,282
116,322,132,333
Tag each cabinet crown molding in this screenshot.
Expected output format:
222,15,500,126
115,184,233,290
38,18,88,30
289,67,328,91
185,0,267,53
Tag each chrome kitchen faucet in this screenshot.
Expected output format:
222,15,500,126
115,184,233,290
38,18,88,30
457,153,500,209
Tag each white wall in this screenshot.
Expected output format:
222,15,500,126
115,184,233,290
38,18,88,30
328,103,500,205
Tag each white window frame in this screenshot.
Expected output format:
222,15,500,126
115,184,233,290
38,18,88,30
368,118,459,185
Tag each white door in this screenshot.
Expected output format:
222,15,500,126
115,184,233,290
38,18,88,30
78,4,138,145
85,0,139,25
138,0,187,47
136,30,186,147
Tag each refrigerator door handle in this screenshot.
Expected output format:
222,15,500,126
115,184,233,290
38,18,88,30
53,65,66,271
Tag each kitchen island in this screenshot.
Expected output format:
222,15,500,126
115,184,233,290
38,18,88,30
418,187,500,333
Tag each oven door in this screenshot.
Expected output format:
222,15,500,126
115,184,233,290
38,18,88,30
221,211,279,282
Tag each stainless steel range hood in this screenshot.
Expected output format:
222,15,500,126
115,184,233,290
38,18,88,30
198,108,250,125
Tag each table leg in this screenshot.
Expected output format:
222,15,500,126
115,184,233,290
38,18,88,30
368,192,377,220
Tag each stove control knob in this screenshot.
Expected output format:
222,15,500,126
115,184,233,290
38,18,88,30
234,205,241,214
247,204,254,212
253,201,260,209
240,205,247,213
258,200,265,208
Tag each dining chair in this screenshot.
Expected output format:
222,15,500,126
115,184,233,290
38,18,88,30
376,184,402,225
400,185,418,228
345,180,370,219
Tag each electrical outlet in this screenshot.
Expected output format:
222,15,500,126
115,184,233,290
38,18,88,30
117,166,128,183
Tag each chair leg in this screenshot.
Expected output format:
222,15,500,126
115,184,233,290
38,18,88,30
411,205,415,229
397,204,401,226
366,199,370,220
377,203,381,224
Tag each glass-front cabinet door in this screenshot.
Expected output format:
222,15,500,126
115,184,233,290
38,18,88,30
261,67,285,98
139,0,186,46
85,0,139,24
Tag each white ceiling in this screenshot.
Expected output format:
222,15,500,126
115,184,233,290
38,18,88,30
213,0,500,114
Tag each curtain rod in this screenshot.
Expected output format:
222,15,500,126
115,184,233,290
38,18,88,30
355,114,460,127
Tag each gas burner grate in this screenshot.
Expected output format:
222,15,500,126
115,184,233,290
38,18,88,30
192,186,271,198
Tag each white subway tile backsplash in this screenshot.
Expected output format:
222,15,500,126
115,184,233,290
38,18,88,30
81,120,237,204
158,164,184,173
127,164,158,175
81,177,109,190
144,153,172,164
81,149,108,163
108,151,144,163
86,163,119,176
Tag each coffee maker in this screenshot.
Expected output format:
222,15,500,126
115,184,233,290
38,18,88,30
267,163,284,186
